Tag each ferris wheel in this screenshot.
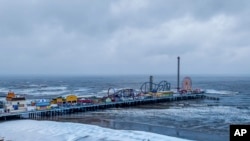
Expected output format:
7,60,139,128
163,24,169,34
182,77,192,91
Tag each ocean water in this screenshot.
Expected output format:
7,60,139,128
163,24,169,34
0,75,250,141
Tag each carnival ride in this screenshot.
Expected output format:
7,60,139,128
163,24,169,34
106,80,173,101
107,87,135,101
179,77,204,94
140,80,171,94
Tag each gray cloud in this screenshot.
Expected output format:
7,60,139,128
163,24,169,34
0,0,249,75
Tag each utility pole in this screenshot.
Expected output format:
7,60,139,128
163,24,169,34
177,56,180,92
149,75,153,92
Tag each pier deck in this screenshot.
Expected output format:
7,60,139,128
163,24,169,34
0,94,218,121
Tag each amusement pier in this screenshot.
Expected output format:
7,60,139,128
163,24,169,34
0,57,219,121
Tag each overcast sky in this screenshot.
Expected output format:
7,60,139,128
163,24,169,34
0,0,249,76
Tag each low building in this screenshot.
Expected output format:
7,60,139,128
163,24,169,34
26,100,36,111
51,97,64,105
5,91,27,113
36,99,50,110
66,95,77,103
102,97,112,103
0,101,5,114
77,98,93,104
6,91,15,101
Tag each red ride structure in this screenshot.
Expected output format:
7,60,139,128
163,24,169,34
179,77,204,94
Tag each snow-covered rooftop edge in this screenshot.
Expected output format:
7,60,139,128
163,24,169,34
0,120,194,141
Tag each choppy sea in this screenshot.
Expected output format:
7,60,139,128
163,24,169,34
0,75,250,141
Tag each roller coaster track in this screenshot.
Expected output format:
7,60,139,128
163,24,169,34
140,80,171,93
107,88,135,97
107,80,171,96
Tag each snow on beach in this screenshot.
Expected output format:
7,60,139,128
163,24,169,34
0,120,193,141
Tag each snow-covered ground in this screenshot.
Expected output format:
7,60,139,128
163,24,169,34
0,120,193,141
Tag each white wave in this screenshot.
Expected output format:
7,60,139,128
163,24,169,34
97,89,108,94
31,91,69,96
0,86,69,96
40,86,67,91
0,120,193,141
29,84,40,87
74,88,90,92
0,88,9,93
1,89,68,96
107,106,250,124
0,97,5,101
0,88,34,95
205,89,239,95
